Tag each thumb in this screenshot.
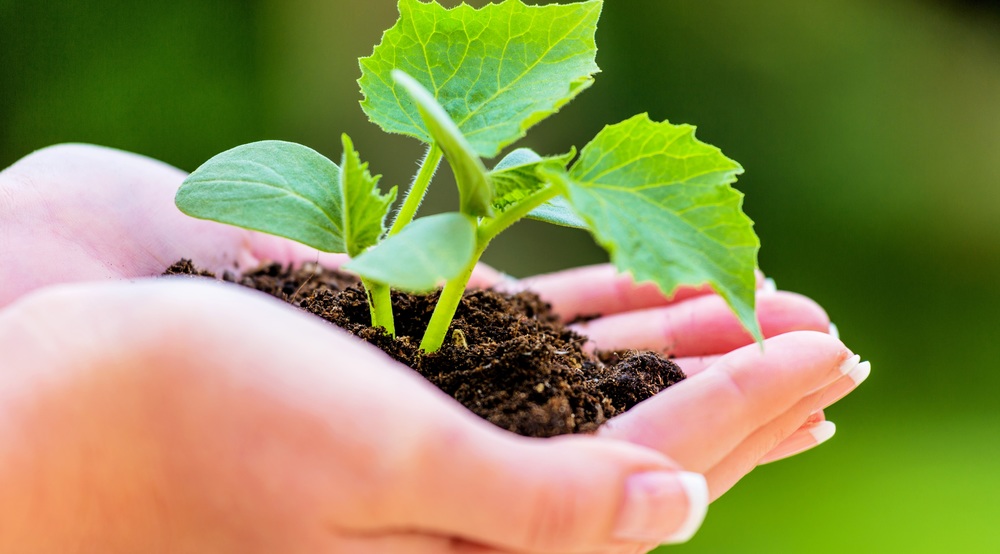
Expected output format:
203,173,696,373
370,428,709,552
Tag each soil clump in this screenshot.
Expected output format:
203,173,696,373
165,259,685,437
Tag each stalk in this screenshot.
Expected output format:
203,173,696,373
362,278,396,336
388,143,443,236
419,185,561,352
478,185,561,240
419,244,483,352
366,143,444,337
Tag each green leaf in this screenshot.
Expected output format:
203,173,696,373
176,140,347,253
551,114,762,339
339,134,398,257
344,212,477,292
392,70,493,217
359,0,602,158
175,139,397,257
489,147,585,228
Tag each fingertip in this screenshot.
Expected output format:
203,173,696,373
808,420,838,444
613,470,709,544
848,360,872,386
757,291,831,335
667,472,710,544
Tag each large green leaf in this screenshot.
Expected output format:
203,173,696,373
339,134,398,257
175,139,396,257
359,0,602,158
489,147,585,228
176,140,347,253
550,114,762,339
392,70,492,217
344,212,477,292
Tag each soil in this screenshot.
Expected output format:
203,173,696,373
165,259,685,437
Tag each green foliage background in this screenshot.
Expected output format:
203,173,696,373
3,0,999,550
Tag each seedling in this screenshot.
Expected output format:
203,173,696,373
175,0,761,353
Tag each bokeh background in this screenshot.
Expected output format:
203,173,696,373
3,0,999,551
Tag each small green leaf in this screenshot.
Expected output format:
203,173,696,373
339,134,398,257
359,0,602,158
489,148,585,228
176,141,347,253
344,212,477,292
392,70,492,217
551,114,762,339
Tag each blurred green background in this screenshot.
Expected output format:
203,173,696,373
3,0,999,551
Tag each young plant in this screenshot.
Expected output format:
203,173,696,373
175,0,761,353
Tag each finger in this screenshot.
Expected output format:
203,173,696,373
704,358,870,497
505,264,765,322
702,399,830,499
599,332,855,474
376,432,709,551
574,291,829,357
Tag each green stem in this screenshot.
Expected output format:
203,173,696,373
419,242,484,353
419,186,563,353
388,143,443,236
478,185,561,242
362,278,395,336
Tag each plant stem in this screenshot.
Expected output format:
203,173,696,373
419,243,484,353
362,278,396,336
478,185,561,241
388,143,443,236
419,186,562,353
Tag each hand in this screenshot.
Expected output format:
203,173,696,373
0,144,867,552
495,264,866,499
0,145,703,552
0,279,704,553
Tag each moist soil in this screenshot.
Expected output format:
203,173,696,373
165,259,685,437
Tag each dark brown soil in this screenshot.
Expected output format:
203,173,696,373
165,259,684,437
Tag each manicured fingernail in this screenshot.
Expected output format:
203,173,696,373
828,322,840,339
847,360,871,386
808,420,837,444
615,471,709,544
761,277,777,293
837,354,861,375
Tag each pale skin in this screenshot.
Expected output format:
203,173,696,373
0,144,867,553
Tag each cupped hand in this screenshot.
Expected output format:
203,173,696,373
0,279,701,553
495,264,868,499
0,144,867,552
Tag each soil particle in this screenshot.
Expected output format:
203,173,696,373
165,259,685,437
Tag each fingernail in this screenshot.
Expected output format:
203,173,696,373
828,322,840,339
847,360,871,386
614,471,709,544
808,420,837,444
837,354,861,375
761,277,777,293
